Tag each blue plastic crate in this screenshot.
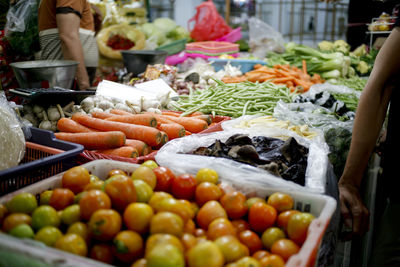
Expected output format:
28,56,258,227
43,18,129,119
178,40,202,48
0,127,83,195
208,58,267,73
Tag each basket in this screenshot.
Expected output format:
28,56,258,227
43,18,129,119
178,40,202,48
0,159,336,267
0,127,83,196
156,38,187,55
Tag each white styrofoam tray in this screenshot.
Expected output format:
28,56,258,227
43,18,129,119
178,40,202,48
0,160,336,267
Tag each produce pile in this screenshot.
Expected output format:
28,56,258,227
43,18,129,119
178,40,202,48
0,162,316,266
225,63,324,92
172,80,294,117
266,41,376,79
54,110,213,158
191,134,309,186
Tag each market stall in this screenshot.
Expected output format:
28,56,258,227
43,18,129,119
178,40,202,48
0,0,395,266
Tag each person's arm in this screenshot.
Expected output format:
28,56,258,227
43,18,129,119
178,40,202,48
339,27,400,238
56,13,90,90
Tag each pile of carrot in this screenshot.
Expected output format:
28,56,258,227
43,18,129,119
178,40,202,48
222,61,324,92
54,109,212,159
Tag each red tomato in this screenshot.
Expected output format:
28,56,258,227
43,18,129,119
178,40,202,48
195,182,222,206
231,219,251,233
153,167,175,192
248,202,277,233
220,191,248,219
49,188,74,211
238,230,263,255
171,174,197,200
270,239,300,262
104,175,137,212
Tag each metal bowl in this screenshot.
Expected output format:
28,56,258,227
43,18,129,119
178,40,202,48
121,50,168,77
10,60,79,89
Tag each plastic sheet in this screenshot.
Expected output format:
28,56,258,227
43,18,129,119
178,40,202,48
96,24,145,60
0,92,26,171
248,17,285,58
156,126,329,194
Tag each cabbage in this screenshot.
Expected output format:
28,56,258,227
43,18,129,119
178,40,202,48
167,26,189,41
140,23,166,45
153,17,177,33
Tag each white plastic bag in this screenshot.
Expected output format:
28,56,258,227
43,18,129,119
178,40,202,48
156,126,329,194
248,17,285,58
0,92,26,171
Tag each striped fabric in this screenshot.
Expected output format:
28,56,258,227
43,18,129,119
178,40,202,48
39,27,98,67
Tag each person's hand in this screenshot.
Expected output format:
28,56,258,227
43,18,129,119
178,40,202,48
78,79,90,91
91,4,103,35
338,180,370,240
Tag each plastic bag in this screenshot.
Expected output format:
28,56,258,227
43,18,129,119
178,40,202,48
96,24,146,59
0,92,26,171
156,126,329,194
188,0,232,42
274,100,354,178
248,17,285,58
4,0,40,56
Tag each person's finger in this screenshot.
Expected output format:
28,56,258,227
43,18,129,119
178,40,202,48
339,193,352,228
351,204,363,235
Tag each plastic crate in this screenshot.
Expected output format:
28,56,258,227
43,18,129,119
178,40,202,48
0,159,336,267
156,38,187,55
208,58,267,72
0,127,83,196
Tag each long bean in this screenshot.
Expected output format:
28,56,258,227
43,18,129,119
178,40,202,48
173,80,295,117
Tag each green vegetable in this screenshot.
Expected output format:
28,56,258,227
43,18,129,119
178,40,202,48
167,26,189,41
318,41,334,51
153,17,177,34
172,80,294,117
356,61,370,75
321,69,341,79
329,76,367,91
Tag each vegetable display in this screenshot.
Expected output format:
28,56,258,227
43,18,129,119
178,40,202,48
0,163,317,266
172,80,294,117
191,134,309,186
232,63,324,92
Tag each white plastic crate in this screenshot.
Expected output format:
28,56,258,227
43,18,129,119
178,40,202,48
0,160,336,267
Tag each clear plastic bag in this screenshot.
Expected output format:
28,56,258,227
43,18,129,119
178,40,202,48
4,0,40,56
273,100,354,178
248,17,285,58
156,126,329,194
0,92,26,171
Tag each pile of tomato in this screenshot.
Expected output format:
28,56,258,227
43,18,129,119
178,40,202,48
0,161,316,267
106,34,136,50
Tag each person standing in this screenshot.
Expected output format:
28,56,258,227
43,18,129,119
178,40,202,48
38,0,100,90
338,15,400,266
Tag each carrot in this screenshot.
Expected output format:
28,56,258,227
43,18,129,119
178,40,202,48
161,111,181,117
185,131,192,136
152,114,178,125
105,114,157,127
124,139,151,156
272,77,295,84
188,111,204,117
54,131,126,150
110,109,134,116
159,115,208,133
72,113,162,147
153,131,169,149
157,123,186,140
96,146,139,158
91,111,115,120
302,60,308,75
191,115,212,124
57,118,97,133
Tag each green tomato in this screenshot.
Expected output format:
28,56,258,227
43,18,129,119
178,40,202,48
141,160,159,170
7,193,38,214
60,204,80,225
9,223,34,239
133,180,154,203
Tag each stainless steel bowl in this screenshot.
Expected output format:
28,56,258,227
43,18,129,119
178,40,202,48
121,50,168,77
10,60,79,89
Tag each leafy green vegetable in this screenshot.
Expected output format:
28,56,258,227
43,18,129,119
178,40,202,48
153,17,177,33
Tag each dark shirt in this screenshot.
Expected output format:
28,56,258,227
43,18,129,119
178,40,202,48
381,16,400,202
